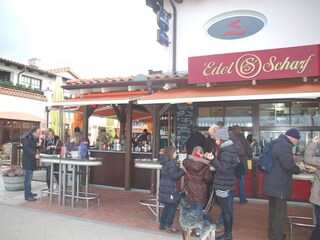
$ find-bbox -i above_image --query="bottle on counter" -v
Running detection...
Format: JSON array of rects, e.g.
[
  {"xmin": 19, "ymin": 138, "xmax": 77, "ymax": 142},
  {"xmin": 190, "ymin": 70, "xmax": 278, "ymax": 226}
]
[{"xmin": 61, "ymin": 145, "xmax": 67, "ymax": 158}]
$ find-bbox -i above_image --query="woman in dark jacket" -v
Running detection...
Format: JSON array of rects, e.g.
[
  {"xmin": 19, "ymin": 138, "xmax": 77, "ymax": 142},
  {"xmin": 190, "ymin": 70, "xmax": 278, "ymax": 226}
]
[
  {"xmin": 159, "ymin": 146, "xmax": 185, "ymax": 233},
  {"xmin": 210, "ymin": 128, "xmax": 238, "ymax": 240},
  {"xmin": 40, "ymin": 128, "xmax": 62, "ymax": 189}
]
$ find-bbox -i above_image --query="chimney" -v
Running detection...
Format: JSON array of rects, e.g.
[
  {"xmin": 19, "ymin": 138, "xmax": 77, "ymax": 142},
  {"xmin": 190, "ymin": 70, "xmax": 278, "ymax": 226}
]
[{"xmin": 28, "ymin": 58, "xmax": 41, "ymax": 68}]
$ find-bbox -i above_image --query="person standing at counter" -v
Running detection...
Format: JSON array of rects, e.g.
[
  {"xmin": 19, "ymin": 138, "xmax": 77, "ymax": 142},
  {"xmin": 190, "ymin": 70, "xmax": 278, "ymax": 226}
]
[
  {"xmin": 40, "ymin": 128, "xmax": 62, "ymax": 190},
  {"xmin": 186, "ymin": 126, "xmax": 206, "ymax": 155},
  {"xmin": 96, "ymin": 129, "xmax": 108, "ymax": 150},
  {"xmin": 67, "ymin": 132, "xmax": 82, "ymax": 152},
  {"xmin": 183, "ymin": 146, "xmax": 212, "ymax": 236},
  {"xmin": 183, "ymin": 146, "xmax": 212, "ymax": 211},
  {"xmin": 209, "ymin": 127, "xmax": 238, "ymax": 240},
  {"xmin": 136, "ymin": 129, "xmax": 149, "ymax": 145},
  {"xmin": 304, "ymin": 136, "xmax": 320, "ymax": 240},
  {"xmin": 232, "ymin": 125, "xmax": 253, "ymax": 205},
  {"xmin": 262, "ymin": 128, "xmax": 305, "ymax": 240},
  {"xmin": 21, "ymin": 127, "xmax": 41, "ymax": 201},
  {"xmin": 204, "ymin": 124, "xmax": 220, "ymax": 154},
  {"xmin": 159, "ymin": 146, "xmax": 185, "ymax": 233}
]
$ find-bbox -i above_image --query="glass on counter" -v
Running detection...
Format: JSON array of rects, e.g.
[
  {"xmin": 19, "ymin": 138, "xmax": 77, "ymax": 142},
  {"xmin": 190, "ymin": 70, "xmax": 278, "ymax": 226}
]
[{"xmin": 134, "ymin": 158, "xmax": 155, "ymax": 163}]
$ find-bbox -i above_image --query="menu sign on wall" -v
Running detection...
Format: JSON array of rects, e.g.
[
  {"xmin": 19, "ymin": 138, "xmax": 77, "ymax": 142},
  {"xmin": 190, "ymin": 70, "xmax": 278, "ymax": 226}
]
[{"xmin": 176, "ymin": 104, "xmax": 194, "ymax": 150}]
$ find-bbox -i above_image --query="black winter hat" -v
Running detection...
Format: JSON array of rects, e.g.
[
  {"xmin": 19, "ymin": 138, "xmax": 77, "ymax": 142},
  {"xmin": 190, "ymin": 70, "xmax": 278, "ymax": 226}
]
[{"xmin": 285, "ymin": 128, "xmax": 301, "ymax": 140}]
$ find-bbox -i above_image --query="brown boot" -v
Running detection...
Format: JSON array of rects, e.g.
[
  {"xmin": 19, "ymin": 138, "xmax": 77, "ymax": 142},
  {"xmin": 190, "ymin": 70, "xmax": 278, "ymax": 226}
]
[{"xmin": 215, "ymin": 225, "xmax": 225, "ymax": 233}]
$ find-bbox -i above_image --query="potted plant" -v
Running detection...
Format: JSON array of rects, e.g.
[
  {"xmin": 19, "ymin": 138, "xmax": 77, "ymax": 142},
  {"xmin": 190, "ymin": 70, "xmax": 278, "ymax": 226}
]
[{"xmin": 2, "ymin": 164, "xmax": 25, "ymax": 191}]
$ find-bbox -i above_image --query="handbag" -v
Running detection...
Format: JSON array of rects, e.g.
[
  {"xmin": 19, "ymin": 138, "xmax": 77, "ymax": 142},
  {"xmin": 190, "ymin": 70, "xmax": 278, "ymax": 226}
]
[{"xmin": 235, "ymin": 157, "xmax": 246, "ymax": 178}]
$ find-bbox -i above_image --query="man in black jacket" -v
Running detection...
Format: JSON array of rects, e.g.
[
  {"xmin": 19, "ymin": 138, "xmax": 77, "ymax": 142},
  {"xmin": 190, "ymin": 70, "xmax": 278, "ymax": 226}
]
[
  {"xmin": 186, "ymin": 126, "xmax": 206, "ymax": 155},
  {"xmin": 22, "ymin": 127, "xmax": 41, "ymax": 201},
  {"xmin": 232, "ymin": 125, "xmax": 253, "ymax": 204},
  {"xmin": 262, "ymin": 128, "xmax": 305, "ymax": 240}
]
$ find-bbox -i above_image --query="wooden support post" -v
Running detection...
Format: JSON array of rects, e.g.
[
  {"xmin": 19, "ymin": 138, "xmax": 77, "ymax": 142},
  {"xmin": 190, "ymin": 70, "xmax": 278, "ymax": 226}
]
[{"xmin": 124, "ymin": 102, "xmax": 133, "ymax": 190}]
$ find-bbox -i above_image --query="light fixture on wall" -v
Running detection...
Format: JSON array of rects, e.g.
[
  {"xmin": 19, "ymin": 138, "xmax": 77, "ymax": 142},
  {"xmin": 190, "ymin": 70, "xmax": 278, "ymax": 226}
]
[{"xmin": 162, "ymin": 83, "xmax": 176, "ymax": 90}]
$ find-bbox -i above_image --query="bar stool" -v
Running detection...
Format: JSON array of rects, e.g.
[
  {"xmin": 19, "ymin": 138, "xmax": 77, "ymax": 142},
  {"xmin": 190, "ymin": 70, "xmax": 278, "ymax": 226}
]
[{"xmin": 285, "ymin": 216, "xmax": 315, "ymax": 240}]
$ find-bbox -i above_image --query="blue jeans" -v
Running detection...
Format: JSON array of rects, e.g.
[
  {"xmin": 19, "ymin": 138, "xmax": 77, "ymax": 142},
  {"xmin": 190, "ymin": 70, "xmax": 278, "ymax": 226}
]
[
  {"xmin": 219, "ymin": 191, "xmax": 234, "ymax": 225},
  {"xmin": 24, "ymin": 170, "xmax": 33, "ymax": 199},
  {"xmin": 238, "ymin": 175, "xmax": 248, "ymax": 204},
  {"xmin": 311, "ymin": 204, "xmax": 320, "ymax": 240},
  {"xmin": 190, "ymin": 204, "xmax": 203, "ymax": 212},
  {"xmin": 160, "ymin": 202, "xmax": 178, "ymax": 227}
]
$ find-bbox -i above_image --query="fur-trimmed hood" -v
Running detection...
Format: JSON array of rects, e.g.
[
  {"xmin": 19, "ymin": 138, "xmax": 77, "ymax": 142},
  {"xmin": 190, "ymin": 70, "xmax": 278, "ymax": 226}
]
[{"xmin": 187, "ymin": 154, "xmax": 210, "ymax": 165}]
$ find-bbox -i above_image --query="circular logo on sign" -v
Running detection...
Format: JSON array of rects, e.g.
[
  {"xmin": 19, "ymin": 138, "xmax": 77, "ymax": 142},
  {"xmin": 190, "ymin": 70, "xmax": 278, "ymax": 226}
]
[
  {"xmin": 204, "ymin": 10, "xmax": 267, "ymax": 40},
  {"xmin": 235, "ymin": 54, "xmax": 262, "ymax": 78}
]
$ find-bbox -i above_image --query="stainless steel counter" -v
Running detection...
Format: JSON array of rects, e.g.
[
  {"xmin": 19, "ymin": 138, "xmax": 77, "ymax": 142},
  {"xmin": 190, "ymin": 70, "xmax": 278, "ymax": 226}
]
[
  {"xmin": 40, "ymin": 155, "xmax": 102, "ymax": 209},
  {"xmin": 292, "ymin": 172, "xmax": 315, "ymax": 182}
]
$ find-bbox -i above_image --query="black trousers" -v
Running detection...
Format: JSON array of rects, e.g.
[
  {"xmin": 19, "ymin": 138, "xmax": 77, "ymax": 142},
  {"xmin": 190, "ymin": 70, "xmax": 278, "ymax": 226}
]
[
  {"xmin": 46, "ymin": 164, "xmax": 60, "ymax": 189},
  {"xmin": 268, "ymin": 196, "xmax": 287, "ymax": 240}
]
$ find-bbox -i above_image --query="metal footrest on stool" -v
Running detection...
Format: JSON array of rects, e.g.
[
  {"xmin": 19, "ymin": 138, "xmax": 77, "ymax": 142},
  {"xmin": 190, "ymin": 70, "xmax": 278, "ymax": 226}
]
[
  {"xmin": 139, "ymin": 198, "xmax": 163, "ymax": 217},
  {"xmin": 285, "ymin": 216, "xmax": 315, "ymax": 240},
  {"xmin": 64, "ymin": 189, "xmax": 101, "ymax": 209},
  {"xmin": 40, "ymin": 188, "xmax": 60, "ymax": 201}
]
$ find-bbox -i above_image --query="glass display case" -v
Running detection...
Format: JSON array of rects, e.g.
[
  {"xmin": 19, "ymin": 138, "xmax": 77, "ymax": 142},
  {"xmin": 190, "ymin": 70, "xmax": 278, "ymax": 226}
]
[
  {"xmin": 197, "ymin": 106, "xmax": 223, "ymax": 127},
  {"xmin": 260, "ymin": 102, "xmax": 320, "ymax": 127},
  {"xmin": 197, "ymin": 106, "xmax": 252, "ymax": 127},
  {"xmin": 260, "ymin": 103, "xmax": 289, "ymax": 126},
  {"xmin": 291, "ymin": 102, "xmax": 320, "ymax": 126},
  {"xmin": 225, "ymin": 106, "xmax": 252, "ymax": 127},
  {"xmin": 259, "ymin": 130, "xmax": 320, "ymax": 160}
]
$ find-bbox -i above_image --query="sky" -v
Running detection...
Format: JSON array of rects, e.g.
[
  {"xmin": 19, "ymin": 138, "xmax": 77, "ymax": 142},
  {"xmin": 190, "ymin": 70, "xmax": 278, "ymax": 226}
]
[{"xmin": 0, "ymin": 0, "xmax": 166, "ymax": 78}]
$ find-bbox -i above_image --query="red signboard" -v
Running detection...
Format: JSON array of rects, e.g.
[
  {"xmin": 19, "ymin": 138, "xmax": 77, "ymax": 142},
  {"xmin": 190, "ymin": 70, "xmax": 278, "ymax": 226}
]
[{"xmin": 188, "ymin": 45, "xmax": 320, "ymax": 84}]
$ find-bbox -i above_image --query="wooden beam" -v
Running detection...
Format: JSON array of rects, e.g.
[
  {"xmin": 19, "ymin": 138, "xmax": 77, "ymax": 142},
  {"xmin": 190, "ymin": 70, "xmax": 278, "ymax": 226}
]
[
  {"xmin": 158, "ymin": 103, "xmax": 171, "ymax": 119},
  {"xmin": 112, "ymin": 104, "xmax": 125, "ymax": 122},
  {"xmin": 124, "ymin": 102, "xmax": 133, "ymax": 190},
  {"xmin": 150, "ymin": 104, "xmax": 160, "ymax": 194},
  {"xmin": 144, "ymin": 104, "xmax": 153, "ymax": 115},
  {"xmin": 87, "ymin": 105, "xmax": 97, "ymax": 117},
  {"xmin": 82, "ymin": 106, "xmax": 89, "ymax": 139}
]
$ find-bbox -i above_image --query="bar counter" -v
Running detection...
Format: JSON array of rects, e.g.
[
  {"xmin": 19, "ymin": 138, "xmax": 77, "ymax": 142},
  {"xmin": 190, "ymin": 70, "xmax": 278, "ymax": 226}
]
[
  {"xmin": 40, "ymin": 155, "xmax": 102, "ymax": 209},
  {"xmin": 89, "ymin": 149, "xmax": 153, "ymax": 190}
]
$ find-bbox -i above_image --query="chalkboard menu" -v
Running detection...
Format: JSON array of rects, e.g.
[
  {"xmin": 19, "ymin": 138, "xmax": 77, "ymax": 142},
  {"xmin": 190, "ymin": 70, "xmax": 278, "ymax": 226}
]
[{"xmin": 176, "ymin": 104, "xmax": 194, "ymax": 151}]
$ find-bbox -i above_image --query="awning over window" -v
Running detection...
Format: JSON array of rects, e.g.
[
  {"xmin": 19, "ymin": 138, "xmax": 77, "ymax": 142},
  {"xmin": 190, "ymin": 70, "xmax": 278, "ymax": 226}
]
[
  {"xmin": 48, "ymin": 91, "xmax": 148, "ymax": 107},
  {"xmin": 0, "ymin": 112, "xmax": 44, "ymax": 122},
  {"xmin": 137, "ymin": 82, "xmax": 320, "ymax": 104},
  {"xmin": 48, "ymin": 91, "xmax": 152, "ymax": 121}
]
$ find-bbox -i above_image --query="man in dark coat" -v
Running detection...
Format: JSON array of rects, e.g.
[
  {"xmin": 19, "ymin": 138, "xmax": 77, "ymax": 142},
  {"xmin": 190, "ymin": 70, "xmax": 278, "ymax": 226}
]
[
  {"xmin": 22, "ymin": 126, "xmax": 41, "ymax": 201},
  {"xmin": 262, "ymin": 128, "xmax": 304, "ymax": 240},
  {"xmin": 186, "ymin": 126, "xmax": 206, "ymax": 155},
  {"xmin": 232, "ymin": 125, "xmax": 253, "ymax": 204}
]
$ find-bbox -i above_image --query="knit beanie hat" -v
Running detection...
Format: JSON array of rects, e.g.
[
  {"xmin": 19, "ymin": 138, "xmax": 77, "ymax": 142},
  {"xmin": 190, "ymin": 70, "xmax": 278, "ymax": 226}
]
[
  {"xmin": 215, "ymin": 127, "xmax": 230, "ymax": 141},
  {"xmin": 285, "ymin": 128, "xmax": 301, "ymax": 140}
]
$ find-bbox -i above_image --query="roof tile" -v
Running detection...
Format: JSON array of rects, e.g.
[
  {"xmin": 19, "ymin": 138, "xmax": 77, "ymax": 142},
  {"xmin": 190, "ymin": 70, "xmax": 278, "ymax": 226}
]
[
  {"xmin": 0, "ymin": 87, "xmax": 47, "ymax": 102},
  {"xmin": 65, "ymin": 73, "xmax": 188, "ymax": 86}
]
